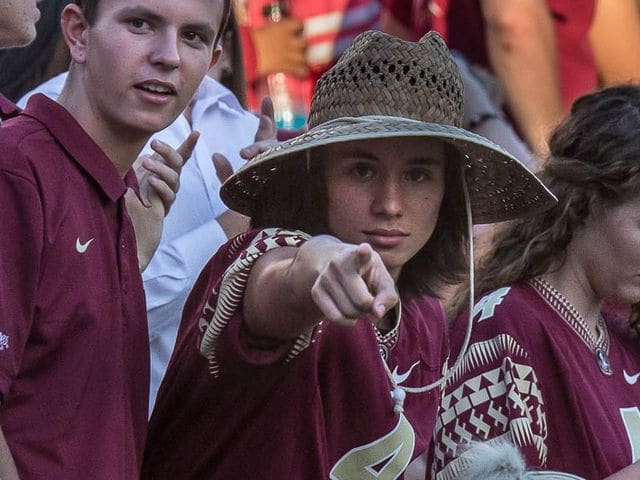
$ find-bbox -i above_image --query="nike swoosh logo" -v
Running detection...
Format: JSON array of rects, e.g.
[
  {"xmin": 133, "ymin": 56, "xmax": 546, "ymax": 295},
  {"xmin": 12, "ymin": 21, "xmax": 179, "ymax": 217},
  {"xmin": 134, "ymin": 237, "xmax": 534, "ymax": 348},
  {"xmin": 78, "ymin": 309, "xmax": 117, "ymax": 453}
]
[
  {"xmin": 391, "ymin": 360, "xmax": 420, "ymax": 386},
  {"xmin": 75, "ymin": 237, "xmax": 94, "ymax": 254},
  {"xmin": 624, "ymin": 370, "xmax": 640, "ymax": 385}
]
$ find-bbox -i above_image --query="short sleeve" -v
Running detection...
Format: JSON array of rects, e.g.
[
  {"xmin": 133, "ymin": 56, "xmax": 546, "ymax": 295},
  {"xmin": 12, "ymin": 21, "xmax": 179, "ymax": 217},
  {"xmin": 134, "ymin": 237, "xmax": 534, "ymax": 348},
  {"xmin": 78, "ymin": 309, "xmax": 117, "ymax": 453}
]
[
  {"xmin": 0, "ymin": 168, "xmax": 43, "ymax": 398},
  {"xmin": 197, "ymin": 228, "xmax": 311, "ymax": 378}
]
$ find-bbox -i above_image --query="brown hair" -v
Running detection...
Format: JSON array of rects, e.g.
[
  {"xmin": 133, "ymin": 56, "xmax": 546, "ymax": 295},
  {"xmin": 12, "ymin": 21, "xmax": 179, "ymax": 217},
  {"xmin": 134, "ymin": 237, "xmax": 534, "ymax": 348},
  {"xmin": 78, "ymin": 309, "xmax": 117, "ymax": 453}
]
[
  {"xmin": 250, "ymin": 141, "xmax": 469, "ymax": 300},
  {"xmin": 460, "ymin": 85, "xmax": 640, "ymax": 313},
  {"xmin": 75, "ymin": 0, "xmax": 231, "ymax": 46}
]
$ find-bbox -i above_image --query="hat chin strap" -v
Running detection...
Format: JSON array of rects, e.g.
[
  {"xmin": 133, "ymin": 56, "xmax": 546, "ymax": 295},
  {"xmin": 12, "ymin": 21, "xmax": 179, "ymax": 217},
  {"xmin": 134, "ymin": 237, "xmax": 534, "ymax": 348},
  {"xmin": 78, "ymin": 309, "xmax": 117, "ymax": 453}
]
[{"xmin": 382, "ymin": 167, "xmax": 476, "ymax": 413}]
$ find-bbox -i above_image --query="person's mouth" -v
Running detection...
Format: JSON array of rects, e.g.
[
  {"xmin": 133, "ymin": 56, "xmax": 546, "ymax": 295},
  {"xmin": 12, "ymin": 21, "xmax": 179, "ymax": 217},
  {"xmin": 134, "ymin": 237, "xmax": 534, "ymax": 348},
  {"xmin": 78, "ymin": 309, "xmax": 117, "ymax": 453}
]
[
  {"xmin": 362, "ymin": 229, "xmax": 409, "ymax": 248},
  {"xmin": 134, "ymin": 80, "xmax": 177, "ymax": 103}
]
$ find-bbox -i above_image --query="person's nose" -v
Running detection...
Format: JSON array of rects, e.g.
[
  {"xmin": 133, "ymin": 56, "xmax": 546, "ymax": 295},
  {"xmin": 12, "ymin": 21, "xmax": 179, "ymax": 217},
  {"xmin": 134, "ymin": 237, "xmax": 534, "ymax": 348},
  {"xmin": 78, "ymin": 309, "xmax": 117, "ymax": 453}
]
[
  {"xmin": 372, "ymin": 177, "xmax": 403, "ymax": 217},
  {"xmin": 149, "ymin": 30, "xmax": 181, "ymax": 70}
]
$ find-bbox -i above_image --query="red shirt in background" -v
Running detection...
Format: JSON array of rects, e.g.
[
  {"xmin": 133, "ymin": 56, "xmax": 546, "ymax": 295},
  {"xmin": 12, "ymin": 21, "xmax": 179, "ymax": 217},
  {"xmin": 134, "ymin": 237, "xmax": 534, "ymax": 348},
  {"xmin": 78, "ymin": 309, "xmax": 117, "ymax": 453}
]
[
  {"xmin": 236, "ymin": 0, "xmax": 383, "ymax": 112},
  {"xmin": 445, "ymin": 0, "xmax": 598, "ymax": 109}
]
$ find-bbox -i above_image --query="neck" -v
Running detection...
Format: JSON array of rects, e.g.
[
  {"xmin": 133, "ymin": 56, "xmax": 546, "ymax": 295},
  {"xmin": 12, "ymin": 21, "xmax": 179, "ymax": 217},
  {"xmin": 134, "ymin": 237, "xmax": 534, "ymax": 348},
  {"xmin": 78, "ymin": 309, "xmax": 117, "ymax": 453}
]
[
  {"xmin": 541, "ymin": 258, "xmax": 602, "ymax": 336},
  {"xmin": 58, "ymin": 85, "xmax": 148, "ymax": 178}
]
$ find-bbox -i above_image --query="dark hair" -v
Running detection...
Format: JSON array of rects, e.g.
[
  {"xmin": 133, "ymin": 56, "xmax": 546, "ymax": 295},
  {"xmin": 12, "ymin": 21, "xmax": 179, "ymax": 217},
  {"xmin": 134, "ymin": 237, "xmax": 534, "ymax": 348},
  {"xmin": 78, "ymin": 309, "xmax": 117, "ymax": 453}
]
[
  {"xmin": 468, "ymin": 85, "xmax": 640, "ymax": 306},
  {"xmin": 216, "ymin": 9, "xmax": 248, "ymax": 108},
  {"xmin": 250, "ymin": 141, "xmax": 469, "ymax": 299},
  {"xmin": 75, "ymin": 0, "xmax": 231, "ymax": 46}
]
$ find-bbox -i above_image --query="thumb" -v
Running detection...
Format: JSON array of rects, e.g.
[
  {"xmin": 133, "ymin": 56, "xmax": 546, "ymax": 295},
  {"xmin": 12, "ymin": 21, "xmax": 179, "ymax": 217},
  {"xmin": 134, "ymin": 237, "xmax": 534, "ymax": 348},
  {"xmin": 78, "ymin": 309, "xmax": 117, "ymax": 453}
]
[{"xmin": 372, "ymin": 280, "xmax": 398, "ymax": 319}]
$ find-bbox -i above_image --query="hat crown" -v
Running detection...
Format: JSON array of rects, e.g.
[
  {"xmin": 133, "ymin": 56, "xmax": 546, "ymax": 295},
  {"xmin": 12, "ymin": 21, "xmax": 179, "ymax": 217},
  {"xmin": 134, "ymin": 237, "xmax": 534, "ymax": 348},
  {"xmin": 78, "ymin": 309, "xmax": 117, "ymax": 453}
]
[{"xmin": 309, "ymin": 30, "xmax": 464, "ymax": 128}]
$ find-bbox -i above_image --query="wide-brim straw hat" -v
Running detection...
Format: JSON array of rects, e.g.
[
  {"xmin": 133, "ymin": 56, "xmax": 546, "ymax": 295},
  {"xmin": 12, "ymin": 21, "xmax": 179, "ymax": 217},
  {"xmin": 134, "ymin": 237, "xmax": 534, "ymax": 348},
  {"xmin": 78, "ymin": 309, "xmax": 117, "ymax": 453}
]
[{"xmin": 221, "ymin": 30, "xmax": 555, "ymax": 224}]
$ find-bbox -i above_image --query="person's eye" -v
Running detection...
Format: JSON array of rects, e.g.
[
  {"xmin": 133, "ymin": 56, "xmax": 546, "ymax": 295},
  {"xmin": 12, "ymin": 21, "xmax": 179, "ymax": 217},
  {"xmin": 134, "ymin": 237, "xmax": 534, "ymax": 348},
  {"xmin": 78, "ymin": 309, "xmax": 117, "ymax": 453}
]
[
  {"xmin": 183, "ymin": 30, "xmax": 211, "ymax": 46},
  {"xmin": 350, "ymin": 163, "xmax": 375, "ymax": 180},
  {"xmin": 183, "ymin": 31, "xmax": 203, "ymax": 43},
  {"xmin": 405, "ymin": 168, "xmax": 430, "ymax": 183},
  {"xmin": 127, "ymin": 18, "xmax": 150, "ymax": 31}
]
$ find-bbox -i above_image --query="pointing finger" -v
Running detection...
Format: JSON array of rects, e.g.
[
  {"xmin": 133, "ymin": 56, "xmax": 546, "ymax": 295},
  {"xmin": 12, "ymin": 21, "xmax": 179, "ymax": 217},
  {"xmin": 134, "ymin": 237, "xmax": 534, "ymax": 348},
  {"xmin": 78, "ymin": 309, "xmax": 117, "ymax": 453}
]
[
  {"xmin": 212, "ymin": 153, "xmax": 234, "ymax": 184},
  {"xmin": 355, "ymin": 243, "xmax": 374, "ymax": 275},
  {"xmin": 176, "ymin": 131, "xmax": 199, "ymax": 161}
]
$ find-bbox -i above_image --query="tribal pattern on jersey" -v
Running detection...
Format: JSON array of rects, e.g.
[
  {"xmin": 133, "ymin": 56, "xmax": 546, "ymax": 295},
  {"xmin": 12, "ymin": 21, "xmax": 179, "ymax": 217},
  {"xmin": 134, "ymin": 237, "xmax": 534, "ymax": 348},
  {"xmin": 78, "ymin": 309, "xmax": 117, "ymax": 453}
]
[
  {"xmin": 199, "ymin": 228, "xmax": 310, "ymax": 377},
  {"xmin": 433, "ymin": 288, "xmax": 548, "ymax": 480}
]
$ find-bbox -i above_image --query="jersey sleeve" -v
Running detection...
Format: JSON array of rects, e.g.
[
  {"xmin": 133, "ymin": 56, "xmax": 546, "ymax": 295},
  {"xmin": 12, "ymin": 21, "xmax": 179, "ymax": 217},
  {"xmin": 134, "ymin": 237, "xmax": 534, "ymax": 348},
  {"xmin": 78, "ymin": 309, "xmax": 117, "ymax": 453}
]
[
  {"xmin": 196, "ymin": 228, "xmax": 311, "ymax": 378},
  {"xmin": 432, "ymin": 287, "xmax": 549, "ymax": 480},
  {"xmin": 0, "ymin": 167, "xmax": 43, "ymax": 399}
]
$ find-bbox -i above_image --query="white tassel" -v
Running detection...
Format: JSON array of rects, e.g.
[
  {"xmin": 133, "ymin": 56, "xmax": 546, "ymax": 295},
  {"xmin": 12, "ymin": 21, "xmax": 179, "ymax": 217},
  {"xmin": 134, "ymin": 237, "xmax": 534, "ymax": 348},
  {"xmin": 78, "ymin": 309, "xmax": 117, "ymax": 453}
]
[
  {"xmin": 452, "ymin": 440, "xmax": 583, "ymax": 480},
  {"xmin": 454, "ymin": 440, "xmax": 527, "ymax": 480}
]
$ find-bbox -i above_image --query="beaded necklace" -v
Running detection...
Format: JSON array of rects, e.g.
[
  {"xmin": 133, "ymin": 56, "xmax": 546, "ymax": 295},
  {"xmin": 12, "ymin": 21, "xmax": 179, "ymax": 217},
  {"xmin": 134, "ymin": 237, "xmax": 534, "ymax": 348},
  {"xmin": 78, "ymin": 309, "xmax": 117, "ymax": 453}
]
[{"xmin": 530, "ymin": 277, "xmax": 612, "ymax": 376}]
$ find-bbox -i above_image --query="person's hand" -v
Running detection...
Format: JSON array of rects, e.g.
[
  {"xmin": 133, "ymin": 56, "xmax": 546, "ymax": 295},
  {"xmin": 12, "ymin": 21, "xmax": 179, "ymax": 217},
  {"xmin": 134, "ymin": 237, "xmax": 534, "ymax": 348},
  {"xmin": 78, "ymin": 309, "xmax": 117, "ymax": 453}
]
[
  {"xmin": 135, "ymin": 132, "xmax": 199, "ymax": 212},
  {"xmin": 240, "ymin": 96, "xmax": 278, "ymax": 159},
  {"xmin": 295, "ymin": 238, "xmax": 399, "ymax": 328},
  {"xmin": 126, "ymin": 132, "xmax": 199, "ymax": 271},
  {"xmin": 212, "ymin": 97, "xmax": 277, "ymax": 238},
  {"xmin": 252, "ymin": 18, "xmax": 308, "ymax": 77}
]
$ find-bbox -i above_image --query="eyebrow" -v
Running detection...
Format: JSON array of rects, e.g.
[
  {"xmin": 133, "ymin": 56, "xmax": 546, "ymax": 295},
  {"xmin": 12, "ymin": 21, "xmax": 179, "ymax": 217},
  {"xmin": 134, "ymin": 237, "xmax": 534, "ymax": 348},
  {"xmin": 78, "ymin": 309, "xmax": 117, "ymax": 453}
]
[
  {"xmin": 346, "ymin": 148, "xmax": 443, "ymax": 166},
  {"xmin": 116, "ymin": 6, "xmax": 217, "ymax": 39}
]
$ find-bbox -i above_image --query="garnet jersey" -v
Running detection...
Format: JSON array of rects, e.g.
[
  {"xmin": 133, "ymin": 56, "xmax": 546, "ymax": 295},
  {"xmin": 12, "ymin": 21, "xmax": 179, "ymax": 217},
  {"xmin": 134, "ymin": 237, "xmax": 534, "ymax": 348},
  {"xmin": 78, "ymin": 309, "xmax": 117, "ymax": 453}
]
[
  {"xmin": 432, "ymin": 282, "xmax": 640, "ymax": 479},
  {"xmin": 143, "ymin": 228, "xmax": 448, "ymax": 479}
]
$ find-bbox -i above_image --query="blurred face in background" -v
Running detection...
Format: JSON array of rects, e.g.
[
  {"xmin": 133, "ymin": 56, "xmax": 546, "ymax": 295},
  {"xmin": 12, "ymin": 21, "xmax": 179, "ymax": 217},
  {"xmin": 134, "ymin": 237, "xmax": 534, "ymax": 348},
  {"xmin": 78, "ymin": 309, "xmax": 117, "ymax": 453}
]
[{"xmin": 0, "ymin": 0, "xmax": 41, "ymax": 48}]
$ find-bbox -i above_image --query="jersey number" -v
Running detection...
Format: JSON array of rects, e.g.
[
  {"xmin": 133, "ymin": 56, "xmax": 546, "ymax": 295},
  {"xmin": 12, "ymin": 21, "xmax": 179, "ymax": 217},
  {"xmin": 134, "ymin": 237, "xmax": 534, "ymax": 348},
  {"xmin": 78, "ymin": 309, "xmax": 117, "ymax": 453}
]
[
  {"xmin": 330, "ymin": 414, "xmax": 415, "ymax": 480},
  {"xmin": 620, "ymin": 407, "xmax": 640, "ymax": 462}
]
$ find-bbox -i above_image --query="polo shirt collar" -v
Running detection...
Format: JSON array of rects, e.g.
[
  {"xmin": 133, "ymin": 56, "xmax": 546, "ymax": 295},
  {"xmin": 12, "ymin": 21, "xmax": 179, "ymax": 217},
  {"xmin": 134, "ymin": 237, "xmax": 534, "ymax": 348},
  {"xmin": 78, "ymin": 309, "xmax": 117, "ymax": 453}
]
[
  {"xmin": 22, "ymin": 94, "xmax": 128, "ymax": 202},
  {"xmin": 0, "ymin": 94, "xmax": 21, "ymax": 120}
]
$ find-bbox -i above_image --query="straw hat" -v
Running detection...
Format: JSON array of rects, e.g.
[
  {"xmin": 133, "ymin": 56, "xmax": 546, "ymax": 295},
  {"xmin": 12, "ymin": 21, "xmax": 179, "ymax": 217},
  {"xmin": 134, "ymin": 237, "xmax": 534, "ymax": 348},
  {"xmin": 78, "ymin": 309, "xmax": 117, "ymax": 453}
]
[{"xmin": 221, "ymin": 30, "xmax": 555, "ymax": 224}]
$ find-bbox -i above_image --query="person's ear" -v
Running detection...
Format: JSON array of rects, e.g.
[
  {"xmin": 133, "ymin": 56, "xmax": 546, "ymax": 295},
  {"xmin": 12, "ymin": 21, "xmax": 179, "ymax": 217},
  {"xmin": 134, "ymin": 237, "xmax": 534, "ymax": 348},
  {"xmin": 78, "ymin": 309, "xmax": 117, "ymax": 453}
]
[
  {"xmin": 209, "ymin": 45, "xmax": 223, "ymax": 68},
  {"xmin": 60, "ymin": 4, "xmax": 90, "ymax": 64}
]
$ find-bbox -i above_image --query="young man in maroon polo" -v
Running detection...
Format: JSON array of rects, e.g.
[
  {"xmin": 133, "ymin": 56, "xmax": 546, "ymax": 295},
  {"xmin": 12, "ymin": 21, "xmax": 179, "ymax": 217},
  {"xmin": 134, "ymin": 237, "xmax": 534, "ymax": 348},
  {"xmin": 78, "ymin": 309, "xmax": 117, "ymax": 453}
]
[{"xmin": 0, "ymin": 0, "xmax": 229, "ymax": 478}]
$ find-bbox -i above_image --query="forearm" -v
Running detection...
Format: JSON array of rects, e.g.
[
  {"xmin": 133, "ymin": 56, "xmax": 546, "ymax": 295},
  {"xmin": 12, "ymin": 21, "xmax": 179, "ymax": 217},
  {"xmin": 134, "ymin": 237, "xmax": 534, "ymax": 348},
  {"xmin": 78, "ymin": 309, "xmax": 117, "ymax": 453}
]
[
  {"xmin": 481, "ymin": 0, "xmax": 564, "ymax": 155},
  {"xmin": 0, "ymin": 426, "xmax": 20, "ymax": 480},
  {"xmin": 589, "ymin": 0, "xmax": 640, "ymax": 85},
  {"xmin": 243, "ymin": 238, "xmax": 335, "ymax": 340}
]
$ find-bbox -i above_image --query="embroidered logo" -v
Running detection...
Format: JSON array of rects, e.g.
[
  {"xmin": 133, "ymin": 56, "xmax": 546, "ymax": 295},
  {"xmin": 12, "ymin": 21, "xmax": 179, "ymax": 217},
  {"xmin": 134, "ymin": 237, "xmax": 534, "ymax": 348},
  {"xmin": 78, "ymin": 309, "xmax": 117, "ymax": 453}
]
[
  {"xmin": 391, "ymin": 360, "xmax": 420, "ymax": 386},
  {"xmin": 624, "ymin": 370, "xmax": 640, "ymax": 385},
  {"xmin": 472, "ymin": 287, "xmax": 511, "ymax": 322},
  {"xmin": 75, "ymin": 237, "xmax": 94, "ymax": 254},
  {"xmin": 0, "ymin": 332, "xmax": 9, "ymax": 351}
]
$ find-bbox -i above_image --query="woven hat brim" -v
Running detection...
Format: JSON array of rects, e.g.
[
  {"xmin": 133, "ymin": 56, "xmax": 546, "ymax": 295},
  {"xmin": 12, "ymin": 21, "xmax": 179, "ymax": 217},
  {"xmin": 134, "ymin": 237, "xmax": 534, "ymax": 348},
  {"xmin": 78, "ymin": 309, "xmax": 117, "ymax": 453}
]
[{"xmin": 221, "ymin": 117, "xmax": 556, "ymax": 224}]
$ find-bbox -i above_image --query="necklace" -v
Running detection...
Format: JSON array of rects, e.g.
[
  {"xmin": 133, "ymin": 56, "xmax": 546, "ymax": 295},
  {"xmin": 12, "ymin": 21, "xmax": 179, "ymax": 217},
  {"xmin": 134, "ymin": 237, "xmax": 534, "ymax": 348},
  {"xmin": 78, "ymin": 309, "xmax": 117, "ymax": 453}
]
[{"xmin": 531, "ymin": 277, "xmax": 612, "ymax": 376}]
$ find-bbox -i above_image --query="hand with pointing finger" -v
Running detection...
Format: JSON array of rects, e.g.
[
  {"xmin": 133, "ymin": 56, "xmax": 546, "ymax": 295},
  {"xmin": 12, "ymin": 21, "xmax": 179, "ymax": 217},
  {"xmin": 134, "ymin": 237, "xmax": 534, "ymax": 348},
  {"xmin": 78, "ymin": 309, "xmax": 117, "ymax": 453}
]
[
  {"xmin": 126, "ymin": 131, "xmax": 199, "ymax": 271},
  {"xmin": 296, "ymin": 236, "xmax": 399, "ymax": 328}
]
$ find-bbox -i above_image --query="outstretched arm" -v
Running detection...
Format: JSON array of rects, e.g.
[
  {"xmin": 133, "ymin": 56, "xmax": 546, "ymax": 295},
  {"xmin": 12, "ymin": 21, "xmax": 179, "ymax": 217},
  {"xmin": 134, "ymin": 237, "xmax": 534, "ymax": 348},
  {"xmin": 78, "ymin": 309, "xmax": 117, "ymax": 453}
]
[
  {"xmin": 244, "ymin": 236, "xmax": 399, "ymax": 340},
  {"xmin": 481, "ymin": 0, "xmax": 564, "ymax": 156}
]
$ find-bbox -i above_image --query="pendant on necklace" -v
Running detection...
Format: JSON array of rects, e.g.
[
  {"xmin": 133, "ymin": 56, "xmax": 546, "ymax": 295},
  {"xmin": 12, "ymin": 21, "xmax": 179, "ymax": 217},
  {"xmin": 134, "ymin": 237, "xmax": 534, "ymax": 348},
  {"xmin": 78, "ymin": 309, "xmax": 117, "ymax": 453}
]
[
  {"xmin": 595, "ymin": 347, "xmax": 613, "ymax": 376},
  {"xmin": 378, "ymin": 343, "xmax": 389, "ymax": 361}
]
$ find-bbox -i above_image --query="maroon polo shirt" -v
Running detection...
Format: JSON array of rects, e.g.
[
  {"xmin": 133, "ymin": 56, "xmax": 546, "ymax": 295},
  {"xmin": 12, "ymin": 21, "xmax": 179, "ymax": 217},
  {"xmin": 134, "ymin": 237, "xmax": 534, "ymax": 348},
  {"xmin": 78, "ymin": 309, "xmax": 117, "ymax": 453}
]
[{"xmin": 0, "ymin": 94, "xmax": 149, "ymax": 479}]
